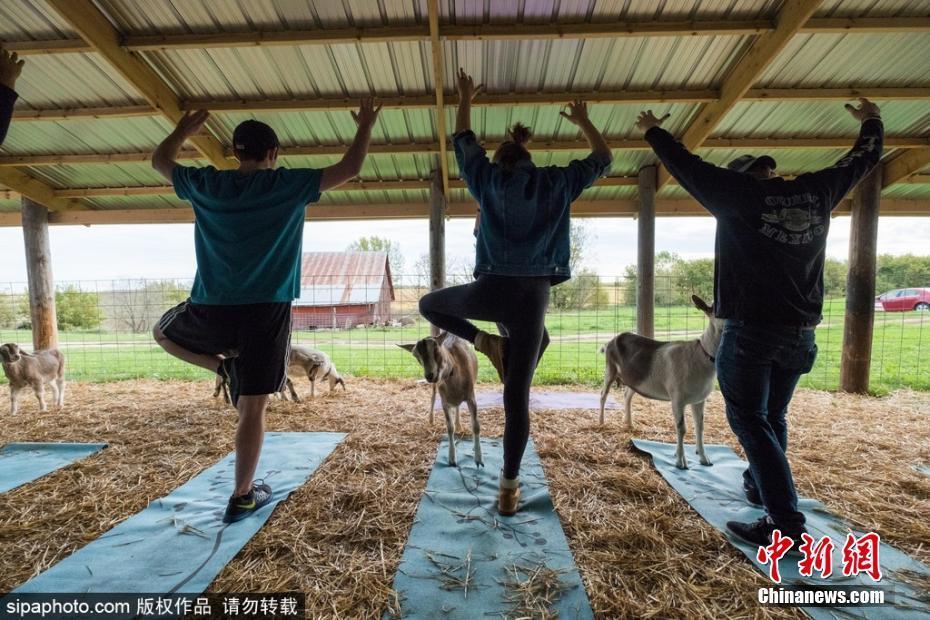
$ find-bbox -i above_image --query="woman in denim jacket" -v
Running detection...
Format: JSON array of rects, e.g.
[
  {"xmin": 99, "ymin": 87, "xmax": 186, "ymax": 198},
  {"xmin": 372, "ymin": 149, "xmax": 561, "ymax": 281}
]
[{"xmin": 419, "ymin": 68, "xmax": 612, "ymax": 515}]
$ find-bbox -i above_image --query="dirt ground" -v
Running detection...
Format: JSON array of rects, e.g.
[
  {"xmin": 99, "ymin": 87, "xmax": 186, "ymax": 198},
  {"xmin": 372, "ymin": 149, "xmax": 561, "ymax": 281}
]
[{"xmin": 1, "ymin": 379, "xmax": 928, "ymax": 619}]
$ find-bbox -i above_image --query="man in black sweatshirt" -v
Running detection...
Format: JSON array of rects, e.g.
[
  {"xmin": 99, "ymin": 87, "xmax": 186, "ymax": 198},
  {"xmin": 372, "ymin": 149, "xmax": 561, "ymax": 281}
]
[
  {"xmin": 638, "ymin": 99, "xmax": 883, "ymax": 549},
  {"xmin": 0, "ymin": 48, "xmax": 25, "ymax": 146}
]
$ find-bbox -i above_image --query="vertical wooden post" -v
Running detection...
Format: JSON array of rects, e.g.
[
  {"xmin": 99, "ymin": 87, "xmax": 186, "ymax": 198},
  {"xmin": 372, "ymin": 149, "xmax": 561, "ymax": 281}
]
[
  {"xmin": 429, "ymin": 170, "xmax": 446, "ymax": 336},
  {"xmin": 840, "ymin": 167, "xmax": 882, "ymax": 393},
  {"xmin": 21, "ymin": 198, "xmax": 59, "ymax": 350},
  {"xmin": 637, "ymin": 165, "xmax": 656, "ymax": 338}
]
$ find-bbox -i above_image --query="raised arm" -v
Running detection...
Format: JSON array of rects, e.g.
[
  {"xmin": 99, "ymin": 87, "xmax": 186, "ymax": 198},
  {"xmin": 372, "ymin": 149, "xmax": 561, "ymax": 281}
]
[
  {"xmin": 0, "ymin": 48, "xmax": 25, "ymax": 146},
  {"xmin": 637, "ymin": 110, "xmax": 747, "ymax": 214},
  {"xmin": 319, "ymin": 98, "xmax": 381, "ymax": 192},
  {"xmin": 455, "ymin": 68, "xmax": 483, "ymax": 135},
  {"xmin": 152, "ymin": 110, "xmax": 210, "ymax": 180},
  {"xmin": 798, "ymin": 98, "xmax": 883, "ymax": 208},
  {"xmin": 560, "ymin": 100, "xmax": 612, "ymax": 163}
]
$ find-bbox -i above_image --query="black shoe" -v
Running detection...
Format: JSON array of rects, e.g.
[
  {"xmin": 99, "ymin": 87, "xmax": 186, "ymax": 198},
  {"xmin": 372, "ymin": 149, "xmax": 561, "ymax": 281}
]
[
  {"xmin": 217, "ymin": 358, "xmax": 240, "ymax": 407},
  {"xmin": 223, "ymin": 481, "xmax": 273, "ymax": 523},
  {"xmin": 727, "ymin": 516, "xmax": 806, "ymax": 557},
  {"xmin": 743, "ymin": 483, "xmax": 764, "ymax": 507}
]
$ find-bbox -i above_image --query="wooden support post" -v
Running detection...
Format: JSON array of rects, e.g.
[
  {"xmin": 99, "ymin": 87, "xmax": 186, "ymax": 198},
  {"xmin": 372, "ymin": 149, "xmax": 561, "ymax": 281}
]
[
  {"xmin": 21, "ymin": 198, "xmax": 59, "ymax": 349},
  {"xmin": 429, "ymin": 171, "xmax": 446, "ymax": 336},
  {"xmin": 840, "ymin": 167, "xmax": 882, "ymax": 393},
  {"xmin": 637, "ymin": 166, "xmax": 656, "ymax": 338}
]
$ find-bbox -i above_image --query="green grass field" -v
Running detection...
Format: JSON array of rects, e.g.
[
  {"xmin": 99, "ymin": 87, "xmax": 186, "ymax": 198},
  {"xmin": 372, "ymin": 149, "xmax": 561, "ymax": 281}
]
[{"xmin": 0, "ymin": 299, "xmax": 926, "ymax": 394}]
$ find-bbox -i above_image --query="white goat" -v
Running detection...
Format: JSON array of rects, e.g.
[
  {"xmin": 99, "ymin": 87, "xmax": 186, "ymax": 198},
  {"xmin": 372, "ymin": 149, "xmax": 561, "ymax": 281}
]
[
  {"xmin": 0, "ymin": 343, "xmax": 66, "ymax": 415},
  {"xmin": 399, "ymin": 332, "xmax": 481, "ymax": 467},
  {"xmin": 599, "ymin": 295, "xmax": 723, "ymax": 469}
]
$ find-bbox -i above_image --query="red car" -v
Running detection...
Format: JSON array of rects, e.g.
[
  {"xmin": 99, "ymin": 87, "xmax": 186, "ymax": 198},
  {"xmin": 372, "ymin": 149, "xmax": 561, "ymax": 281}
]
[{"xmin": 875, "ymin": 288, "xmax": 930, "ymax": 312}]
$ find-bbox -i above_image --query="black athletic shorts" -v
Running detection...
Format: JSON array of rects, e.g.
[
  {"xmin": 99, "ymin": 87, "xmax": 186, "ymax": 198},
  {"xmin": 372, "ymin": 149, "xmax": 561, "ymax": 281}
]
[{"xmin": 157, "ymin": 299, "xmax": 292, "ymax": 396}]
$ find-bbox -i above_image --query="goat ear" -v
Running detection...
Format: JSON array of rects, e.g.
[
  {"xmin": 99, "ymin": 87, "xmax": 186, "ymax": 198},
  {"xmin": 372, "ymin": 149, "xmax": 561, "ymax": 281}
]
[
  {"xmin": 691, "ymin": 295, "xmax": 712, "ymax": 315},
  {"xmin": 397, "ymin": 343, "xmax": 416, "ymax": 353}
]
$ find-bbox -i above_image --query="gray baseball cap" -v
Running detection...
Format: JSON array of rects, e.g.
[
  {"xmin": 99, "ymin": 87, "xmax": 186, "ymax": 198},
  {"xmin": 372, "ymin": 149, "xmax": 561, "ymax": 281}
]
[{"xmin": 727, "ymin": 154, "xmax": 777, "ymax": 173}]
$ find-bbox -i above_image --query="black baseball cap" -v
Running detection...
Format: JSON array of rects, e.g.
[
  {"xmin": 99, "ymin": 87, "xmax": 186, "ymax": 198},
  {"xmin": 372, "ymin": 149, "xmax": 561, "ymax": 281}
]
[
  {"xmin": 232, "ymin": 120, "xmax": 280, "ymax": 161},
  {"xmin": 727, "ymin": 154, "xmax": 777, "ymax": 174}
]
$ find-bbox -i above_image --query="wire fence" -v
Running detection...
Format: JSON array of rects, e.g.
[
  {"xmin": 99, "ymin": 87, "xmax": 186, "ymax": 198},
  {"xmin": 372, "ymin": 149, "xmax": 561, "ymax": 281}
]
[{"xmin": 0, "ymin": 275, "xmax": 926, "ymax": 393}]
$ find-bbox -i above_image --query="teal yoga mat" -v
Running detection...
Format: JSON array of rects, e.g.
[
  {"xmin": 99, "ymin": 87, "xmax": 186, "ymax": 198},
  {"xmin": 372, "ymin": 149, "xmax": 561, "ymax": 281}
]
[
  {"xmin": 0, "ymin": 442, "xmax": 107, "ymax": 493},
  {"xmin": 633, "ymin": 439, "xmax": 930, "ymax": 619},
  {"xmin": 13, "ymin": 432, "xmax": 345, "ymax": 596},
  {"xmin": 387, "ymin": 437, "xmax": 593, "ymax": 620}
]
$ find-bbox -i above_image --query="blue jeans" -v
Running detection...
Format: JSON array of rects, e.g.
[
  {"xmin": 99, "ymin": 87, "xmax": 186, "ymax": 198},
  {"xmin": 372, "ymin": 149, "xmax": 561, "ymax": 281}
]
[{"xmin": 715, "ymin": 320, "xmax": 818, "ymax": 530}]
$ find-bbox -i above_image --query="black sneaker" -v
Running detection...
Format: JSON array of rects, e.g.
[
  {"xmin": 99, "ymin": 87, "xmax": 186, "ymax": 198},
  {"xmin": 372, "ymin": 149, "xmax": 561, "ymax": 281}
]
[
  {"xmin": 727, "ymin": 516, "xmax": 806, "ymax": 557},
  {"xmin": 217, "ymin": 358, "xmax": 240, "ymax": 407},
  {"xmin": 223, "ymin": 481, "xmax": 273, "ymax": 523},
  {"xmin": 743, "ymin": 483, "xmax": 764, "ymax": 507}
]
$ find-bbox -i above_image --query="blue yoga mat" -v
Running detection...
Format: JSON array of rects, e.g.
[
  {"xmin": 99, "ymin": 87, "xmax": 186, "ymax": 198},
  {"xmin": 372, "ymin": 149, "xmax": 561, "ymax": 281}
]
[
  {"xmin": 388, "ymin": 437, "xmax": 593, "ymax": 620},
  {"xmin": 917, "ymin": 464, "xmax": 930, "ymax": 477},
  {"xmin": 633, "ymin": 439, "xmax": 930, "ymax": 619},
  {"xmin": 0, "ymin": 442, "xmax": 107, "ymax": 493},
  {"xmin": 14, "ymin": 432, "xmax": 345, "ymax": 595}
]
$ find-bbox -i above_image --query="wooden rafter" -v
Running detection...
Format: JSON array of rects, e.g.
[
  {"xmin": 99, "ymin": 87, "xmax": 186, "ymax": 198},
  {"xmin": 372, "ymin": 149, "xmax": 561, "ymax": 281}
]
[
  {"xmin": 5, "ymin": 17, "xmax": 929, "ymax": 55},
  {"xmin": 0, "ymin": 197, "xmax": 927, "ymax": 228},
  {"xmin": 9, "ymin": 86, "xmax": 929, "ymax": 124},
  {"xmin": 427, "ymin": 0, "xmax": 450, "ymax": 196},
  {"xmin": 0, "ymin": 169, "xmax": 80, "ymax": 211},
  {"xmin": 882, "ymin": 148, "xmax": 930, "ymax": 188},
  {"xmin": 1, "ymin": 137, "xmax": 928, "ymax": 168},
  {"xmin": 657, "ymin": 0, "xmax": 825, "ymax": 187},
  {"xmin": 45, "ymin": 0, "xmax": 233, "ymax": 170}
]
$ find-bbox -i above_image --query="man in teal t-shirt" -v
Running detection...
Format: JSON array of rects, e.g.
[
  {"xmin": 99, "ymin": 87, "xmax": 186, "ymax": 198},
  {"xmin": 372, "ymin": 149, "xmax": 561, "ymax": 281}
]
[{"xmin": 151, "ymin": 100, "xmax": 380, "ymax": 523}]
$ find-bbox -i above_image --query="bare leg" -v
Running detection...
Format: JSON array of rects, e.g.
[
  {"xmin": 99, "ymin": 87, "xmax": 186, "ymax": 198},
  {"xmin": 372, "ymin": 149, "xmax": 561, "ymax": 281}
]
[
  {"xmin": 154, "ymin": 326, "xmax": 222, "ymax": 373},
  {"xmin": 234, "ymin": 394, "xmax": 269, "ymax": 497}
]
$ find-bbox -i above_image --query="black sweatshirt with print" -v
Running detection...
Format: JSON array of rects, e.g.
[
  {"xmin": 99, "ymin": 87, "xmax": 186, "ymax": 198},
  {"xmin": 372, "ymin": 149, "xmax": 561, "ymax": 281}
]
[
  {"xmin": 0, "ymin": 85, "xmax": 16, "ymax": 146},
  {"xmin": 645, "ymin": 118, "xmax": 883, "ymax": 326}
]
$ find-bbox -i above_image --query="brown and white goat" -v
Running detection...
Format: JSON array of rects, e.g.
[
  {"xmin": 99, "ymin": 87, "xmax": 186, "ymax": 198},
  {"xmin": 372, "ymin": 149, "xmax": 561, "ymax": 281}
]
[
  {"xmin": 399, "ymin": 332, "xmax": 481, "ymax": 467},
  {"xmin": 0, "ymin": 343, "xmax": 65, "ymax": 415},
  {"xmin": 599, "ymin": 295, "xmax": 723, "ymax": 469},
  {"xmin": 280, "ymin": 345, "xmax": 345, "ymax": 402}
]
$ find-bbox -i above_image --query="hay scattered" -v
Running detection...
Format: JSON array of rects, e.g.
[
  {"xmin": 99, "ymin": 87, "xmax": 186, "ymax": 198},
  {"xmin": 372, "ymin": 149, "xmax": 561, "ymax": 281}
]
[
  {"xmin": 1, "ymin": 378, "xmax": 928, "ymax": 619},
  {"xmin": 499, "ymin": 560, "xmax": 572, "ymax": 619}
]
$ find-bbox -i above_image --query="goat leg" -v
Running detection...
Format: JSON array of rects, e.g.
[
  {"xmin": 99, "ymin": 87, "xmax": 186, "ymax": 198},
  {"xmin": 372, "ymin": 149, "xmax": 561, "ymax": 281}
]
[
  {"xmin": 599, "ymin": 363, "xmax": 617, "ymax": 426},
  {"xmin": 9, "ymin": 386, "xmax": 20, "ymax": 416},
  {"xmin": 691, "ymin": 401, "xmax": 712, "ymax": 466},
  {"xmin": 623, "ymin": 387, "xmax": 634, "ymax": 430},
  {"xmin": 34, "ymin": 383, "xmax": 47, "ymax": 412},
  {"xmin": 286, "ymin": 378, "xmax": 301, "ymax": 402},
  {"xmin": 443, "ymin": 404, "xmax": 456, "ymax": 466},
  {"xmin": 467, "ymin": 397, "xmax": 482, "ymax": 467},
  {"xmin": 672, "ymin": 400, "xmax": 688, "ymax": 469}
]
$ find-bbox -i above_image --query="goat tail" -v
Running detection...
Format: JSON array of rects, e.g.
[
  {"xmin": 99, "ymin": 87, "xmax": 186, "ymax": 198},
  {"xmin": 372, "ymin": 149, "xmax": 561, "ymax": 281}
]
[{"xmin": 599, "ymin": 345, "xmax": 606, "ymax": 354}]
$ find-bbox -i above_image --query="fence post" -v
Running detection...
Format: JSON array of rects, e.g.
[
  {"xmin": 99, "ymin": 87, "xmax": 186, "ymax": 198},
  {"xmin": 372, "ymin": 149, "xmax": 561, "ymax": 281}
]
[
  {"xmin": 840, "ymin": 166, "xmax": 882, "ymax": 393},
  {"xmin": 429, "ymin": 169, "xmax": 446, "ymax": 336},
  {"xmin": 637, "ymin": 165, "xmax": 656, "ymax": 338},
  {"xmin": 21, "ymin": 197, "xmax": 59, "ymax": 349}
]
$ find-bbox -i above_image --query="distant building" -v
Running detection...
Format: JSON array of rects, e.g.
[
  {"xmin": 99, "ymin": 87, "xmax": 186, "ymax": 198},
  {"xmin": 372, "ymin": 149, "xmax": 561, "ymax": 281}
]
[{"xmin": 291, "ymin": 251, "xmax": 395, "ymax": 329}]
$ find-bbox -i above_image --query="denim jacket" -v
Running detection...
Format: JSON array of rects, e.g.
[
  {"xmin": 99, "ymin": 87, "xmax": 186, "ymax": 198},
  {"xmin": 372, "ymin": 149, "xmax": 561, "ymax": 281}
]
[{"xmin": 454, "ymin": 130, "xmax": 611, "ymax": 285}]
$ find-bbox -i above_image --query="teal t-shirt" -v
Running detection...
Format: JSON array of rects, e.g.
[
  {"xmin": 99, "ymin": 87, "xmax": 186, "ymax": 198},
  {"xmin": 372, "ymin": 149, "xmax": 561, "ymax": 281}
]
[{"xmin": 172, "ymin": 165, "xmax": 323, "ymax": 305}]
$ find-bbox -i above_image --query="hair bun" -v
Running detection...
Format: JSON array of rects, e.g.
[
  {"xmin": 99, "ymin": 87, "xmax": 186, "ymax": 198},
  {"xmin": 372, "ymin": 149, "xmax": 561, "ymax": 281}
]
[{"xmin": 508, "ymin": 123, "xmax": 532, "ymax": 145}]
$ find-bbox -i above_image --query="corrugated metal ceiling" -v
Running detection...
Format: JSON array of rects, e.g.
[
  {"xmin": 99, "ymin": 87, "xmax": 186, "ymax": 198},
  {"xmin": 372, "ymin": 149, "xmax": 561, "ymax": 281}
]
[{"xmin": 0, "ymin": 0, "xmax": 927, "ymax": 213}]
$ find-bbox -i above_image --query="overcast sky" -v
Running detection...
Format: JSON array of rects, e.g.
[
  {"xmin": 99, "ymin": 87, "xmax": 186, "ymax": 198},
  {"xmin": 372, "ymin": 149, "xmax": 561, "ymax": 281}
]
[{"xmin": 0, "ymin": 216, "xmax": 928, "ymax": 286}]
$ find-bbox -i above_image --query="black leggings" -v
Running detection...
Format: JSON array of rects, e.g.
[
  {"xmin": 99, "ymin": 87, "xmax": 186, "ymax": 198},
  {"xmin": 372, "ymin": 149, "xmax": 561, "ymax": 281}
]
[{"xmin": 418, "ymin": 274, "xmax": 550, "ymax": 478}]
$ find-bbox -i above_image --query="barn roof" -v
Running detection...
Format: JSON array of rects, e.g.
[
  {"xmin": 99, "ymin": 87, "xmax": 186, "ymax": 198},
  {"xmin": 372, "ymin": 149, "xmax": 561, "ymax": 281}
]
[
  {"xmin": 0, "ymin": 0, "xmax": 929, "ymax": 224},
  {"xmin": 295, "ymin": 251, "xmax": 395, "ymax": 307}
]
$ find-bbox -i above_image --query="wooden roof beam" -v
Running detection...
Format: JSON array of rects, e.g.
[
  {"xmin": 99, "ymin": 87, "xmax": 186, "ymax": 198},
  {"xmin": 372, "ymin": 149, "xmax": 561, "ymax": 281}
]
[
  {"xmin": 45, "ymin": 0, "xmax": 233, "ymax": 170},
  {"xmin": 882, "ymin": 148, "xmax": 930, "ymax": 188},
  {"xmin": 0, "ymin": 197, "xmax": 928, "ymax": 227},
  {"xmin": 3, "ymin": 136, "xmax": 928, "ymax": 167},
  {"xmin": 657, "ymin": 0, "xmax": 825, "ymax": 187},
  {"xmin": 11, "ymin": 86, "xmax": 928, "ymax": 123},
  {"xmin": 6, "ymin": 16, "xmax": 929, "ymax": 55},
  {"xmin": 427, "ymin": 0, "xmax": 450, "ymax": 196},
  {"xmin": 0, "ymin": 168, "xmax": 80, "ymax": 211}
]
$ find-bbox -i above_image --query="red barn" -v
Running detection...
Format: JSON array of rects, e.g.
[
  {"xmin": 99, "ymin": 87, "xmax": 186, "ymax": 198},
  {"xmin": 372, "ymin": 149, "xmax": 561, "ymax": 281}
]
[{"xmin": 291, "ymin": 252, "xmax": 395, "ymax": 330}]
